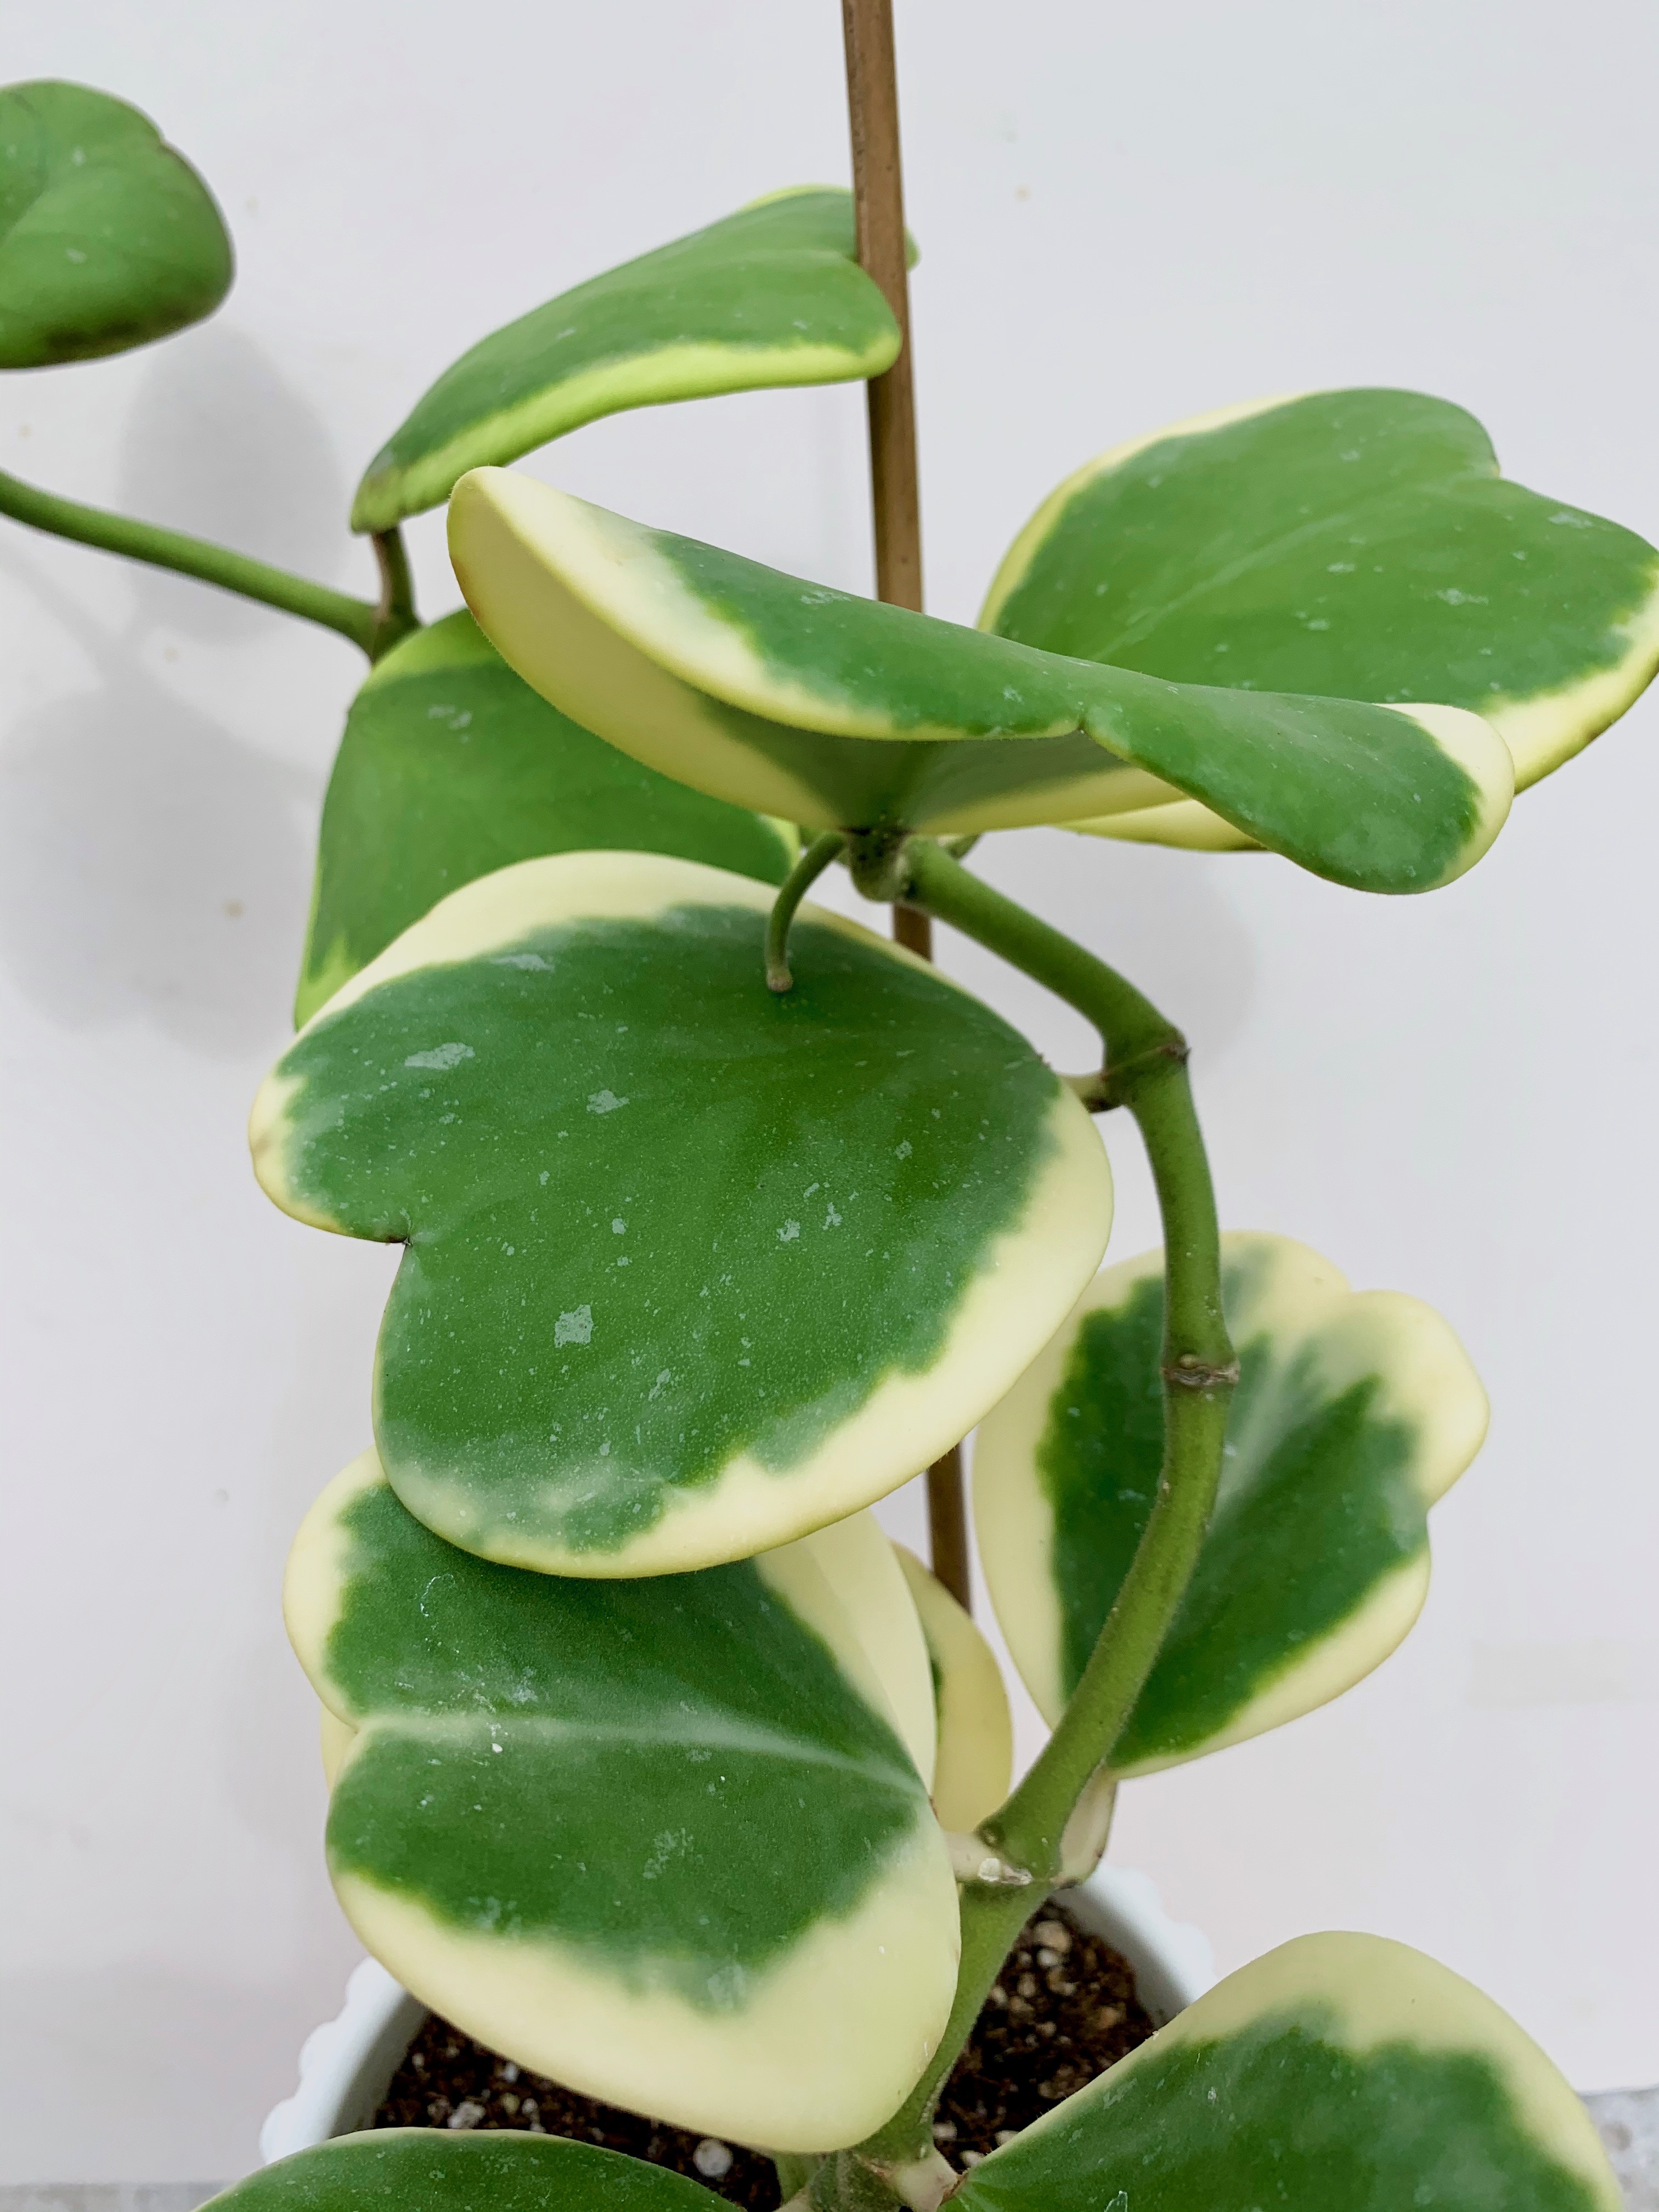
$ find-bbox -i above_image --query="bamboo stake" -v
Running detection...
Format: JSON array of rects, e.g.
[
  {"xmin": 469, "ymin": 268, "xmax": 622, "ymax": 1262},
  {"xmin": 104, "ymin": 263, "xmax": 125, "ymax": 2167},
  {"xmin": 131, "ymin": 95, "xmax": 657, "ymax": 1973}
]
[{"xmin": 840, "ymin": 0, "xmax": 973, "ymax": 1613}]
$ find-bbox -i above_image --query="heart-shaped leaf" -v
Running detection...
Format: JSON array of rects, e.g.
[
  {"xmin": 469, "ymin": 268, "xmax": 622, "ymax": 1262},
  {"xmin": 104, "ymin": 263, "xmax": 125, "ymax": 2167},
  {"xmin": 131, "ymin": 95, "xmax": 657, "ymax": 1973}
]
[
  {"xmin": 0, "ymin": 80, "xmax": 232, "ymax": 368},
  {"xmin": 352, "ymin": 188, "xmax": 904, "ymax": 533},
  {"xmin": 974, "ymin": 1234, "xmax": 1487, "ymax": 1771},
  {"xmin": 450, "ymin": 467, "xmax": 1513, "ymax": 894},
  {"xmin": 286, "ymin": 1453, "xmax": 959, "ymax": 2151},
  {"xmin": 296, "ymin": 611, "xmax": 794, "ymax": 1026},
  {"xmin": 981, "ymin": 389, "xmax": 1659, "ymax": 847},
  {"xmin": 895, "ymin": 1545, "xmax": 1013, "ymax": 1831},
  {"xmin": 203, "ymin": 2129, "xmax": 721, "ymax": 2212},
  {"xmin": 252, "ymin": 849, "xmax": 1113, "ymax": 1576},
  {"xmin": 954, "ymin": 1932, "xmax": 1619, "ymax": 2212}
]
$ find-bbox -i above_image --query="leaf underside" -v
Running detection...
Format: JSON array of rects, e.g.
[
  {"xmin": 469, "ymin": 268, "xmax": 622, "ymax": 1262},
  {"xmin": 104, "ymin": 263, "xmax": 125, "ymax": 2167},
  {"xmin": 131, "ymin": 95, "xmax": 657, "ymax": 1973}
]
[{"xmin": 450, "ymin": 467, "xmax": 1514, "ymax": 894}]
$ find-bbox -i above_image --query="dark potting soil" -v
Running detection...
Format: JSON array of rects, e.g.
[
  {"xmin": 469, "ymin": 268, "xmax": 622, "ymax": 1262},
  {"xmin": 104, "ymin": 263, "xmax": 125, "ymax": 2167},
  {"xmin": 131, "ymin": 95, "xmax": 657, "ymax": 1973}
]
[{"xmin": 371, "ymin": 1900, "xmax": 1155, "ymax": 2207}]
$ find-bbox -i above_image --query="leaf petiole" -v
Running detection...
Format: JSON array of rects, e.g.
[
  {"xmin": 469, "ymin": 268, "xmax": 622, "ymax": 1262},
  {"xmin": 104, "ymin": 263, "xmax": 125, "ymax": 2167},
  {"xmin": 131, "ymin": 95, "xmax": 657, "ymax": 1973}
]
[
  {"xmin": 0, "ymin": 464, "xmax": 417, "ymax": 659},
  {"xmin": 765, "ymin": 831, "xmax": 847, "ymax": 990}
]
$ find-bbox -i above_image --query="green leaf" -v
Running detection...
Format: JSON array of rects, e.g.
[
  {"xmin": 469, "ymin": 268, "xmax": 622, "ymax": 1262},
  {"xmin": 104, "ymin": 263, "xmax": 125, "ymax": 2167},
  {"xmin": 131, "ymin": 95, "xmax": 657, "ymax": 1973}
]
[
  {"xmin": 204, "ymin": 2128, "xmax": 719, "ymax": 2212},
  {"xmin": 351, "ymin": 188, "xmax": 904, "ymax": 533},
  {"xmin": 982, "ymin": 389, "xmax": 1659, "ymax": 827},
  {"xmin": 894, "ymin": 1545, "xmax": 1013, "ymax": 1831},
  {"xmin": 450, "ymin": 467, "xmax": 1514, "ymax": 895},
  {"xmin": 954, "ymin": 1932, "xmax": 1620, "ymax": 2212},
  {"xmin": 296, "ymin": 611, "xmax": 795, "ymax": 1027},
  {"xmin": 974, "ymin": 1234, "xmax": 1487, "ymax": 1771},
  {"xmin": 0, "ymin": 81, "xmax": 232, "ymax": 368},
  {"xmin": 285, "ymin": 1453, "xmax": 959, "ymax": 2152},
  {"xmin": 251, "ymin": 849, "xmax": 1113, "ymax": 1575}
]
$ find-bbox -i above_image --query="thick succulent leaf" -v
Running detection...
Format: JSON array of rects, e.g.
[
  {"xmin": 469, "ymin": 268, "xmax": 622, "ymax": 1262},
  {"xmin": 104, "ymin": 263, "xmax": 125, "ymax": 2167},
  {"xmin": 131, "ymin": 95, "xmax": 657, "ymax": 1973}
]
[
  {"xmin": 0, "ymin": 81, "xmax": 232, "ymax": 368},
  {"xmin": 894, "ymin": 1546, "xmax": 1013, "ymax": 1830},
  {"xmin": 810, "ymin": 1512, "xmax": 937, "ymax": 1786},
  {"xmin": 296, "ymin": 611, "xmax": 794, "ymax": 1026},
  {"xmin": 352, "ymin": 189, "xmax": 902, "ymax": 533},
  {"xmin": 974, "ymin": 1233, "xmax": 1487, "ymax": 1772},
  {"xmin": 251, "ymin": 849, "xmax": 1113, "ymax": 1576},
  {"xmin": 450, "ymin": 468, "xmax": 1512, "ymax": 894},
  {"xmin": 955, "ymin": 1933, "xmax": 1620, "ymax": 2212},
  {"xmin": 204, "ymin": 2128, "xmax": 716, "ymax": 2212},
  {"xmin": 1066, "ymin": 793, "xmax": 1263, "ymax": 851},
  {"xmin": 983, "ymin": 389, "xmax": 1659, "ymax": 810},
  {"xmin": 285, "ymin": 1454, "xmax": 959, "ymax": 2152}
]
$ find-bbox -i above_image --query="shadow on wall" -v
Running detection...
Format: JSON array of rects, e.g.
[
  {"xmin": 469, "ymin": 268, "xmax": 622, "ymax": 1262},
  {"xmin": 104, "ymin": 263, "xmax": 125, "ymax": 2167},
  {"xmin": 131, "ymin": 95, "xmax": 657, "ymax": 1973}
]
[{"xmin": 0, "ymin": 327, "xmax": 357, "ymax": 1057}]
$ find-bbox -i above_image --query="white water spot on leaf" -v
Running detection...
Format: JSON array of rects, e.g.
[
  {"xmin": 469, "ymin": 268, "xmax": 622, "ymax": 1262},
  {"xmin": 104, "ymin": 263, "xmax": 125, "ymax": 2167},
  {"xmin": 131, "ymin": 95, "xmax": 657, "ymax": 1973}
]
[
  {"xmin": 555, "ymin": 1305, "xmax": 593, "ymax": 1346},
  {"xmin": 588, "ymin": 1088, "xmax": 629, "ymax": 1114},
  {"xmin": 825, "ymin": 1203, "xmax": 843, "ymax": 1228},
  {"xmin": 1436, "ymin": 587, "xmax": 1489, "ymax": 606},
  {"xmin": 704, "ymin": 1962, "xmax": 750, "ymax": 2007},
  {"xmin": 405, "ymin": 1042, "xmax": 473, "ymax": 1071},
  {"xmin": 1548, "ymin": 509, "xmax": 1594, "ymax": 529},
  {"xmin": 642, "ymin": 1827, "xmax": 692, "ymax": 1880},
  {"xmin": 778, "ymin": 1220, "xmax": 801, "ymax": 1243},
  {"xmin": 1327, "ymin": 561, "xmax": 1356, "ymax": 573},
  {"xmin": 648, "ymin": 1369, "xmax": 672, "ymax": 1401},
  {"xmin": 895, "ymin": 1140, "xmax": 912, "ymax": 1159},
  {"xmin": 494, "ymin": 951, "xmax": 552, "ymax": 972},
  {"xmin": 539, "ymin": 1170, "xmax": 550, "ymax": 1185},
  {"xmin": 612, "ymin": 1218, "xmax": 627, "ymax": 1234}
]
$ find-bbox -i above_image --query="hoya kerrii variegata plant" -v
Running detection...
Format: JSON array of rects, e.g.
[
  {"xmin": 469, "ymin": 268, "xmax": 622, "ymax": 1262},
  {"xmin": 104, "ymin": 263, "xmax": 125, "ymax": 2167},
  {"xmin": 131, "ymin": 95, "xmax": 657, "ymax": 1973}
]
[{"xmin": 1, "ymin": 58, "xmax": 1647, "ymax": 2212}]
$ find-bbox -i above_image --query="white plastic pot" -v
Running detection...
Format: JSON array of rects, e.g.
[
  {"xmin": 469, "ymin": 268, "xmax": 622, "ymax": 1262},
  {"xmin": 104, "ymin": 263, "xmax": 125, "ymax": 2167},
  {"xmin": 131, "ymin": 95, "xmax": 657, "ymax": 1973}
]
[{"xmin": 259, "ymin": 1865, "xmax": 1213, "ymax": 2162}]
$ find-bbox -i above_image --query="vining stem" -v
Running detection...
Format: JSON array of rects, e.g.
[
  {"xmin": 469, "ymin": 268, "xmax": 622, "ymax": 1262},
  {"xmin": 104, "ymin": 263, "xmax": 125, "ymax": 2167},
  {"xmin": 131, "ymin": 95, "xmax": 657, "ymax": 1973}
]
[
  {"xmin": 854, "ymin": 840, "xmax": 1235, "ymax": 2168},
  {"xmin": 0, "ymin": 465, "xmax": 417, "ymax": 659}
]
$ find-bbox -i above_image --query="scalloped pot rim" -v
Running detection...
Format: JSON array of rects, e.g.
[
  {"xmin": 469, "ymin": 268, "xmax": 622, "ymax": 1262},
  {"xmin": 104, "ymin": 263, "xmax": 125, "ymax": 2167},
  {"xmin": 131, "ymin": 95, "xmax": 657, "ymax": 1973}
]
[{"xmin": 258, "ymin": 1863, "xmax": 1214, "ymax": 2160}]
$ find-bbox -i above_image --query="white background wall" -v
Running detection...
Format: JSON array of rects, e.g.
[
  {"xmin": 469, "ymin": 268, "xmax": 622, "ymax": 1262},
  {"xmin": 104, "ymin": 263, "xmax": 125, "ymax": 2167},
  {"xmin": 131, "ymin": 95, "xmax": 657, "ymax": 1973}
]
[{"xmin": 3, "ymin": 0, "xmax": 1657, "ymax": 2180}]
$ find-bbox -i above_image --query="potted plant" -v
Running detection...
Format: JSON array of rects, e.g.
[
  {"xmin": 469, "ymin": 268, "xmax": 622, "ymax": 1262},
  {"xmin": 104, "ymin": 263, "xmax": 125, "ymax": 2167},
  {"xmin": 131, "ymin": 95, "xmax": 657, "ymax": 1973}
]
[{"xmin": 3, "ymin": 13, "xmax": 1652, "ymax": 2206}]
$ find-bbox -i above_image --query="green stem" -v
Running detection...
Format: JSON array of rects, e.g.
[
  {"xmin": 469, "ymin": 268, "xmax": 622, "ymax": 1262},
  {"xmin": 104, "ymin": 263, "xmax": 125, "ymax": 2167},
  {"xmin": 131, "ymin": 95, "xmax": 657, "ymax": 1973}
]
[
  {"xmin": 369, "ymin": 525, "xmax": 421, "ymax": 661},
  {"xmin": 855, "ymin": 840, "xmax": 1235, "ymax": 2167},
  {"xmin": 0, "ymin": 464, "xmax": 396, "ymax": 658},
  {"xmin": 765, "ymin": 832, "xmax": 845, "ymax": 991}
]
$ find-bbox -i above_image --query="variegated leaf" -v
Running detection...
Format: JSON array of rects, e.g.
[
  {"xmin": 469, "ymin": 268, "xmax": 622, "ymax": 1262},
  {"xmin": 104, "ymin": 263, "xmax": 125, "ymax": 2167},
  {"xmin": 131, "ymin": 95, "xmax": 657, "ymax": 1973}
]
[
  {"xmin": 202, "ymin": 2129, "xmax": 716, "ymax": 2212},
  {"xmin": 810, "ymin": 1512, "xmax": 937, "ymax": 1788},
  {"xmin": 895, "ymin": 1545, "xmax": 1013, "ymax": 1830},
  {"xmin": 449, "ymin": 469, "xmax": 1514, "ymax": 894},
  {"xmin": 955, "ymin": 1933, "xmax": 1620, "ymax": 2212},
  {"xmin": 974, "ymin": 1234, "xmax": 1487, "ymax": 1772},
  {"xmin": 0, "ymin": 80, "xmax": 232, "ymax": 368},
  {"xmin": 352, "ymin": 189, "xmax": 904, "ymax": 532},
  {"xmin": 285, "ymin": 1454, "xmax": 960, "ymax": 2152},
  {"xmin": 296, "ymin": 611, "xmax": 794, "ymax": 1026},
  {"xmin": 981, "ymin": 390, "xmax": 1659, "ymax": 853},
  {"xmin": 252, "ymin": 850, "xmax": 1112, "ymax": 1576}
]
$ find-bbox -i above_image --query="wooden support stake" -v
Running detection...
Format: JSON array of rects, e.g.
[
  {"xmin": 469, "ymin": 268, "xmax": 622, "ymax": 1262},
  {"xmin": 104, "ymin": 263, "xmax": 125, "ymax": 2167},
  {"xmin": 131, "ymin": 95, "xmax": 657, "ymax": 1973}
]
[{"xmin": 842, "ymin": 0, "xmax": 972, "ymax": 1613}]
